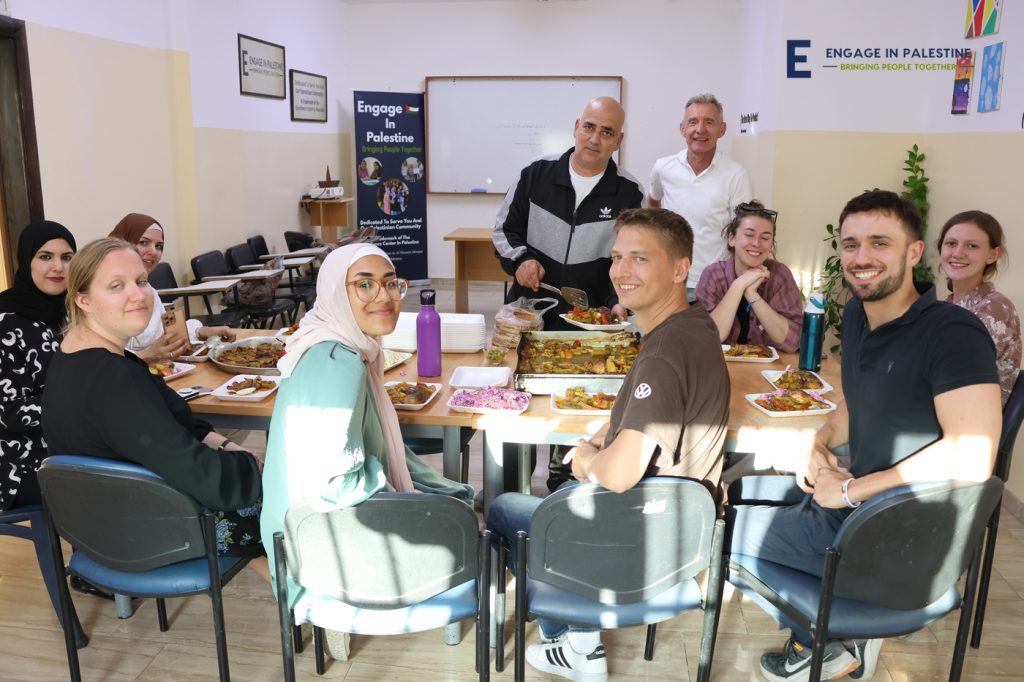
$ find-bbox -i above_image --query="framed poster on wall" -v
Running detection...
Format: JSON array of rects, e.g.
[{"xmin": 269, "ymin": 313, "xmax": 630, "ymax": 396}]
[
  {"xmin": 290, "ymin": 69, "xmax": 328, "ymax": 122},
  {"xmin": 238, "ymin": 34, "xmax": 285, "ymax": 98}
]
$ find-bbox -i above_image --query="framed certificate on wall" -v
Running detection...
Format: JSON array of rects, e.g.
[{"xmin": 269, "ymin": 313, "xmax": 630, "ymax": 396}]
[
  {"xmin": 290, "ymin": 69, "xmax": 328, "ymax": 122},
  {"xmin": 238, "ymin": 34, "xmax": 285, "ymax": 99}
]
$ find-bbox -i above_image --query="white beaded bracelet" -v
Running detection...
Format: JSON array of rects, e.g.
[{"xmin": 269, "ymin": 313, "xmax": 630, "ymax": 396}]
[{"xmin": 841, "ymin": 477, "xmax": 861, "ymax": 508}]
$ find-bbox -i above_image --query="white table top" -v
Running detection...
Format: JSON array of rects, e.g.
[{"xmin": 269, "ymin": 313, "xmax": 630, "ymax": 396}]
[
  {"xmin": 157, "ymin": 279, "xmax": 240, "ymax": 296},
  {"xmin": 202, "ymin": 268, "xmax": 284, "ymax": 282},
  {"xmin": 238, "ymin": 256, "xmax": 314, "ymax": 270},
  {"xmin": 260, "ymin": 246, "xmax": 329, "ymax": 260}
]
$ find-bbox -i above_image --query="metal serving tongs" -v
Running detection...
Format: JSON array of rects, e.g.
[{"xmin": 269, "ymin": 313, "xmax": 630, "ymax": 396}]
[{"xmin": 538, "ymin": 282, "xmax": 589, "ymax": 310}]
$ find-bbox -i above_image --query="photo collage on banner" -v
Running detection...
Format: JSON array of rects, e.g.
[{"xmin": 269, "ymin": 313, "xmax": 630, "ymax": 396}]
[{"xmin": 353, "ymin": 91, "xmax": 428, "ymax": 280}]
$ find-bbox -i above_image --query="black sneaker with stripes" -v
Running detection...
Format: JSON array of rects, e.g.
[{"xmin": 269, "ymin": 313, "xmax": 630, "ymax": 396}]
[{"xmin": 525, "ymin": 638, "xmax": 608, "ymax": 682}]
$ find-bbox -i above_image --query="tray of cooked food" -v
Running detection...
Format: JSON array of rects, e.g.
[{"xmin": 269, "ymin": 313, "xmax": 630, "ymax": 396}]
[
  {"xmin": 211, "ymin": 375, "xmax": 280, "ymax": 401},
  {"xmin": 761, "ymin": 368, "xmax": 832, "ymax": 393},
  {"xmin": 447, "ymin": 387, "xmax": 532, "ymax": 415},
  {"xmin": 514, "ymin": 331, "xmax": 640, "ymax": 395},
  {"xmin": 550, "ymin": 386, "xmax": 617, "ymax": 415},
  {"xmin": 385, "ymin": 381, "xmax": 442, "ymax": 410},
  {"xmin": 559, "ymin": 306, "xmax": 631, "ymax": 332},
  {"xmin": 722, "ymin": 343, "xmax": 779, "ymax": 362},
  {"xmin": 209, "ymin": 336, "xmax": 285, "ymax": 375},
  {"xmin": 745, "ymin": 389, "xmax": 837, "ymax": 418}
]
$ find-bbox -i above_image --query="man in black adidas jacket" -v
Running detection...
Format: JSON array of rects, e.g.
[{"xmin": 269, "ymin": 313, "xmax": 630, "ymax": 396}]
[{"xmin": 493, "ymin": 96, "xmax": 644, "ymax": 331}]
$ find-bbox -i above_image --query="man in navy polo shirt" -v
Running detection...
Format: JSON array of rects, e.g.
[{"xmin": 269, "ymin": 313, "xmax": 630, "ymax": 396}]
[{"xmin": 728, "ymin": 191, "xmax": 1001, "ymax": 682}]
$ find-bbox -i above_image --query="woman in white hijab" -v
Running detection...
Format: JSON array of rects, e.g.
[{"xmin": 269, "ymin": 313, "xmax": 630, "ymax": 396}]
[{"xmin": 259, "ymin": 244, "xmax": 473, "ymax": 606}]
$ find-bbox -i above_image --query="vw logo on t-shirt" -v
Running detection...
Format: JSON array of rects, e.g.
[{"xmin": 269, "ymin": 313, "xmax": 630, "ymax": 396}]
[{"xmin": 634, "ymin": 383, "xmax": 652, "ymax": 399}]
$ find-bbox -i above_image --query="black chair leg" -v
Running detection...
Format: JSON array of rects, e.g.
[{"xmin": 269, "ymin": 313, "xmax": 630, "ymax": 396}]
[
  {"xmin": 971, "ymin": 511, "xmax": 1001, "ymax": 648},
  {"xmin": 495, "ymin": 541, "xmax": 507, "ymax": 672},
  {"xmin": 479, "ymin": 530, "xmax": 491, "ymax": 682},
  {"xmin": 313, "ymin": 625, "xmax": 326, "ymax": 675},
  {"xmin": 293, "ymin": 623, "xmax": 304, "ymax": 654},
  {"xmin": 45, "ymin": 507, "xmax": 82, "ymax": 682},
  {"xmin": 157, "ymin": 598, "xmax": 169, "ymax": 631},
  {"xmin": 461, "ymin": 443, "xmax": 471, "ymax": 485},
  {"xmin": 697, "ymin": 521, "xmax": 727, "ymax": 682},
  {"xmin": 952, "ymin": 548, "xmax": 984, "ymax": 682},
  {"xmin": 644, "ymin": 624, "xmax": 656, "ymax": 661},
  {"xmin": 514, "ymin": 531, "xmax": 527, "ymax": 682},
  {"xmin": 273, "ymin": 533, "xmax": 297, "ymax": 682}
]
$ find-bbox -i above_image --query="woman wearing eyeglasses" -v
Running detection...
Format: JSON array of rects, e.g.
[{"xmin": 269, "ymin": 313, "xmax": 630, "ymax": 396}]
[
  {"xmin": 259, "ymin": 244, "xmax": 473, "ymax": 643},
  {"xmin": 695, "ymin": 200, "xmax": 803, "ymax": 352}
]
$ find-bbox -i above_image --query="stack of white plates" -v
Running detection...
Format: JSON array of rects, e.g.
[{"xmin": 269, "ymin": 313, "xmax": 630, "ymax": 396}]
[{"xmin": 382, "ymin": 312, "xmax": 486, "ymax": 353}]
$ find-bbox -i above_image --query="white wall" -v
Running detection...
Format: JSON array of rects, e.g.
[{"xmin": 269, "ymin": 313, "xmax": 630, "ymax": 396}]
[
  {"xmin": 345, "ymin": 0, "xmax": 745, "ymax": 279},
  {"xmin": 10, "ymin": 0, "xmax": 187, "ymax": 50}
]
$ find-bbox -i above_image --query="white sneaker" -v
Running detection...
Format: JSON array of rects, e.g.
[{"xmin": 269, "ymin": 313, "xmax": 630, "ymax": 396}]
[
  {"xmin": 526, "ymin": 637, "xmax": 608, "ymax": 682},
  {"xmin": 846, "ymin": 639, "xmax": 883, "ymax": 680}
]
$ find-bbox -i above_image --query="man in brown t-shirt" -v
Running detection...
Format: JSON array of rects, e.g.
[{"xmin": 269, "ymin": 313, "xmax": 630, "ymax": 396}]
[{"xmin": 486, "ymin": 207, "xmax": 730, "ymax": 682}]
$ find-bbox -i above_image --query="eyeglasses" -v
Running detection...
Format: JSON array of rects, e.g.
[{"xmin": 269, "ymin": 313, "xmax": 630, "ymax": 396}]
[
  {"xmin": 346, "ymin": 278, "xmax": 409, "ymax": 302},
  {"xmin": 736, "ymin": 203, "xmax": 779, "ymax": 224},
  {"xmin": 579, "ymin": 121, "xmax": 618, "ymax": 140}
]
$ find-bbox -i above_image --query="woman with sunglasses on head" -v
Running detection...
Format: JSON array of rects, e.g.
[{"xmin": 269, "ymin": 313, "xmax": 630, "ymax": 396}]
[
  {"xmin": 938, "ymin": 210, "xmax": 1021, "ymax": 405},
  {"xmin": 695, "ymin": 200, "xmax": 803, "ymax": 352},
  {"xmin": 259, "ymin": 244, "xmax": 473, "ymax": 657},
  {"xmin": 0, "ymin": 221, "xmax": 76, "ymax": 511},
  {"xmin": 109, "ymin": 213, "xmax": 235, "ymax": 363}
]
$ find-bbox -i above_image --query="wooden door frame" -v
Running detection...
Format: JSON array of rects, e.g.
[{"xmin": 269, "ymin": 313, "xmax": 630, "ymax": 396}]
[{"xmin": 0, "ymin": 15, "xmax": 45, "ymax": 282}]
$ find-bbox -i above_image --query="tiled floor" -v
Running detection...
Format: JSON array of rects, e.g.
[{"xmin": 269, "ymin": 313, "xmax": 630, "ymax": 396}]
[{"xmin": 1, "ymin": 279, "xmax": 1021, "ymax": 680}]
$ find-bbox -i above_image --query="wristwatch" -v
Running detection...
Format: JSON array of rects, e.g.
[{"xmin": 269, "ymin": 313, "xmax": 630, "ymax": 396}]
[{"xmin": 841, "ymin": 477, "xmax": 861, "ymax": 508}]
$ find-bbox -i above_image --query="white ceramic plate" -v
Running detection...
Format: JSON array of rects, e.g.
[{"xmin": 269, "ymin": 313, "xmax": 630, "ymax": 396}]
[
  {"xmin": 744, "ymin": 391, "xmax": 837, "ymax": 418},
  {"xmin": 549, "ymin": 391, "xmax": 616, "ymax": 416},
  {"xmin": 385, "ymin": 381, "xmax": 443, "ymax": 411},
  {"xmin": 559, "ymin": 314, "xmax": 631, "ymax": 332},
  {"xmin": 449, "ymin": 365, "xmax": 512, "ymax": 388},
  {"xmin": 446, "ymin": 388, "xmax": 531, "ymax": 415},
  {"xmin": 160, "ymin": 362, "xmax": 196, "ymax": 381},
  {"xmin": 761, "ymin": 369, "xmax": 833, "ymax": 393},
  {"xmin": 382, "ymin": 350, "xmax": 413, "ymax": 372},
  {"xmin": 722, "ymin": 344, "xmax": 780, "ymax": 363},
  {"xmin": 211, "ymin": 374, "xmax": 280, "ymax": 402}
]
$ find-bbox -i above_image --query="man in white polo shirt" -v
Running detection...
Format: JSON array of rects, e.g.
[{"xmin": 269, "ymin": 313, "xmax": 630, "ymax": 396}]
[{"xmin": 648, "ymin": 93, "xmax": 752, "ymax": 296}]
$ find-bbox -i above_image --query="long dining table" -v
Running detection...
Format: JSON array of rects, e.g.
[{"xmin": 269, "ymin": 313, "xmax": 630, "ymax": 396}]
[{"xmin": 169, "ymin": 329, "xmax": 842, "ymax": 512}]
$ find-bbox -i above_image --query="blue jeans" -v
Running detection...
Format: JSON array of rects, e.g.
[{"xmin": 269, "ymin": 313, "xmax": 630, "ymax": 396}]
[{"xmin": 487, "ymin": 489, "xmax": 597, "ymax": 640}]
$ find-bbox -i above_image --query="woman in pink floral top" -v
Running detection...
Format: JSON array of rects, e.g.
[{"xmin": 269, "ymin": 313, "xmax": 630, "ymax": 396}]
[
  {"xmin": 938, "ymin": 210, "xmax": 1021, "ymax": 404},
  {"xmin": 696, "ymin": 201, "xmax": 803, "ymax": 352}
]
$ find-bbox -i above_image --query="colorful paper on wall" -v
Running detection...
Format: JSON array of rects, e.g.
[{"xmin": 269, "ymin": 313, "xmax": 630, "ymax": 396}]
[
  {"xmin": 951, "ymin": 51, "xmax": 975, "ymax": 114},
  {"xmin": 978, "ymin": 42, "xmax": 1005, "ymax": 113},
  {"xmin": 965, "ymin": 0, "xmax": 1002, "ymax": 38}
]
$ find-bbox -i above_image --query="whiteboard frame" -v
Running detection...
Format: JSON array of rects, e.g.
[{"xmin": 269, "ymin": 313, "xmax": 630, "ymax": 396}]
[{"xmin": 424, "ymin": 75, "xmax": 624, "ymax": 195}]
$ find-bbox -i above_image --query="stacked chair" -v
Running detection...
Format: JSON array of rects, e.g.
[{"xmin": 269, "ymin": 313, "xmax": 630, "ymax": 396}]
[
  {"xmin": 191, "ymin": 250, "xmax": 296, "ymax": 329},
  {"xmin": 225, "ymin": 242, "xmax": 315, "ymax": 316}
]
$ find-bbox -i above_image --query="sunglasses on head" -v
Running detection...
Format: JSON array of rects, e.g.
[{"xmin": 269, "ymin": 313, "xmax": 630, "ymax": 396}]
[{"xmin": 736, "ymin": 203, "xmax": 779, "ymax": 223}]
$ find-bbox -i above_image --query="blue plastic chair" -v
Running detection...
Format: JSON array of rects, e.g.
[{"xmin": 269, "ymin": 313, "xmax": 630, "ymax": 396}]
[
  {"xmin": 728, "ymin": 478, "xmax": 1003, "ymax": 682},
  {"xmin": 272, "ymin": 493, "xmax": 491, "ymax": 681},
  {"xmin": 499, "ymin": 478, "xmax": 725, "ymax": 682},
  {"xmin": 38, "ymin": 455, "xmax": 253, "ymax": 682},
  {"xmin": 0, "ymin": 504, "xmax": 87, "ymax": 648}
]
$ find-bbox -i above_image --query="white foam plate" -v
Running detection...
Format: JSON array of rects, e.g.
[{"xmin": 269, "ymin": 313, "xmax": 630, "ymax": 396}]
[
  {"xmin": 722, "ymin": 344, "xmax": 780, "ymax": 363},
  {"xmin": 449, "ymin": 366, "xmax": 511, "ymax": 388},
  {"xmin": 211, "ymin": 374, "xmax": 280, "ymax": 402},
  {"xmin": 559, "ymin": 314, "xmax": 630, "ymax": 332},
  {"xmin": 761, "ymin": 369, "xmax": 833, "ymax": 393},
  {"xmin": 160, "ymin": 362, "xmax": 196, "ymax": 381},
  {"xmin": 549, "ymin": 391, "xmax": 616, "ymax": 416},
  {"xmin": 446, "ymin": 388, "xmax": 530, "ymax": 415},
  {"xmin": 744, "ymin": 391, "xmax": 837, "ymax": 418},
  {"xmin": 178, "ymin": 344, "xmax": 212, "ymax": 363},
  {"xmin": 382, "ymin": 350, "xmax": 412, "ymax": 372},
  {"xmin": 385, "ymin": 381, "xmax": 443, "ymax": 411}
]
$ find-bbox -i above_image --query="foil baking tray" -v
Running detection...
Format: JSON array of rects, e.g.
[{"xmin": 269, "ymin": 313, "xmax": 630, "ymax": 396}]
[{"xmin": 513, "ymin": 331, "xmax": 640, "ymax": 395}]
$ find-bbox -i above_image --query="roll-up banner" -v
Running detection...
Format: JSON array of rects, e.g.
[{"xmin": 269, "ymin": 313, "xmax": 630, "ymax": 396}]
[{"xmin": 353, "ymin": 91, "xmax": 428, "ymax": 281}]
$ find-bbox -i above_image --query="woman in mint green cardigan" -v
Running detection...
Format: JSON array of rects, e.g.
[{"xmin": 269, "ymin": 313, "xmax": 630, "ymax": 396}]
[{"xmin": 259, "ymin": 244, "xmax": 473, "ymax": 609}]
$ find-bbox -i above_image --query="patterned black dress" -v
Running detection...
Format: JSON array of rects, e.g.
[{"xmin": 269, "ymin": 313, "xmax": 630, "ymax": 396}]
[{"xmin": 0, "ymin": 313, "xmax": 59, "ymax": 510}]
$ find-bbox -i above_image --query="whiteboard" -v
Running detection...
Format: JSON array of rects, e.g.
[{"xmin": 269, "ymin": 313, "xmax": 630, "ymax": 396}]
[{"xmin": 425, "ymin": 76, "xmax": 623, "ymax": 195}]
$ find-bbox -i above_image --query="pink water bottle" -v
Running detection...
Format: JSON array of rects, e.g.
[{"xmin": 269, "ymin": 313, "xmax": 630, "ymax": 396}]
[{"xmin": 416, "ymin": 289, "xmax": 442, "ymax": 377}]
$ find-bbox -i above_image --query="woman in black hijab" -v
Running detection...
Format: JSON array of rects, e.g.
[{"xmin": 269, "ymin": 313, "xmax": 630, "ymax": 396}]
[{"xmin": 0, "ymin": 220, "xmax": 76, "ymax": 509}]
